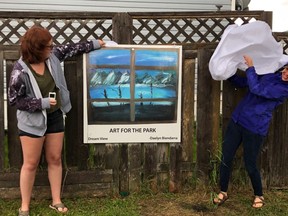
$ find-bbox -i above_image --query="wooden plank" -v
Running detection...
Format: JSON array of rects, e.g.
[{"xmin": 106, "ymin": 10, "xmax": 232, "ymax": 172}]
[
  {"xmin": 0, "ymin": 50, "xmax": 4, "ymax": 170},
  {"xmin": 6, "ymin": 59, "xmax": 22, "ymax": 169},
  {"xmin": 129, "ymin": 11, "xmax": 270, "ymax": 18},
  {"xmin": 0, "ymin": 49, "xmax": 22, "ymax": 170},
  {"xmin": 3, "ymin": 49, "xmax": 20, "ymax": 59},
  {"xmin": 0, "ymin": 170, "xmax": 113, "ymax": 187},
  {"xmin": 143, "ymin": 144, "xmax": 157, "ymax": 192},
  {"xmin": 112, "ymin": 13, "xmax": 133, "ymax": 44},
  {"xmin": 259, "ymin": 131, "xmax": 270, "ymax": 188},
  {"xmin": 222, "ymin": 70, "xmax": 248, "ymax": 134},
  {"xmin": 156, "ymin": 144, "xmax": 169, "ymax": 190},
  {"xmin": 196, "ymin": 48, "xmax": 220, "ymax": 183},
  {"xmin": 61, "ymin": 183, "xmax": 112, "ymax": 198},
  {"xmin": 63, "ymin": 169, "xmax": 113, "ymax": 185},
  {"xmin": 63, "ymin": 57, "xmax": 78, "ymax": 167},
  {"xmin": 0, "ymin": 183, "xmax": 112, "ymax": 199},
  {"xmin": 119, "ymin": 144, "xmax": 129, "ymax": 196},
  {"xmin": 128, "ymin": 144, "xmax": 142, "ymax": 192},
  {"xmin": 0, "ymin": 11, "xmax": 116, "ymax": 19},
  {"xmin": 105, "ymin": 144, "xmax": 120, "ymax": 194},
  {"xmin": 1, "ymin": 49, "xmax": 21, "ymax": 170},
  {"xmin": 93, "ymin": 144, "xmax": 106, "ymax": 169},
  {"xmin": 265, "ymin": 102, "xmax": 288, "ymax": 188},
  {"xmin": 180, "ymin": 56, "xmax": 196, "ymax": 187},
  {"xmin": 181, "ymin": 57, "xmax": 195, "ymax": 162},
  {"xmin": 260, "ymin": 9, "xmax": 273, "ymax": 28},
  {"xmin": 169, "ymin": 143, "xmax": 182, "ymax": 192},
  {"xmin": 75, "ymin": 56, "xmax": 88, "ymax": 169},
  {"xmin": 64, "ymin": 56, "xmax": 89, "ymax": 169}
]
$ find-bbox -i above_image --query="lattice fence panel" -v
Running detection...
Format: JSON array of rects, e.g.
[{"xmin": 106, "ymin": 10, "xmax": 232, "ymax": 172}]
[
  {"xmin": 0, "ymin": 17, "xmax": 113, "ymax": 45},
  {"xmin": 275, "ymin": 33, "xmax": 288, "ymax": 55},
  {"xmin": 132, "ymin": 15, "xmax": 260, "ymax": 44}
]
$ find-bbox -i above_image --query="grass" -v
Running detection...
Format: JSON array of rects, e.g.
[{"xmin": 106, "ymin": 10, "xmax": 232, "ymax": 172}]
[{"xmin": 1, "ymin": 188, "xmax": 288, "ymax": 216}]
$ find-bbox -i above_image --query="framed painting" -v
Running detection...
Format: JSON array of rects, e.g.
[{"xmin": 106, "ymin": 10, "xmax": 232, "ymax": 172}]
[{"xmin": 83, "ymin": 44, "xmax": 182, "ymax": 143}]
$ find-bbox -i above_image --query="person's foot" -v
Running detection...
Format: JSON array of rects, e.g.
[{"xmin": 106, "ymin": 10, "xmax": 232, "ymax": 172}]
[
  {"xmin": 252, "ymin": 196, "xmax": 264, "ymax": 208},
  {"xmin": 18, "ymin": 208, "xmax": 29, "ymax": 216},
  {"xmin": 213, "ymin": 191, "xmax": 228, "ymax": 205},
  {"xmin": 49, "ymin": 203, "xmax": 68, "ymax": 213}
]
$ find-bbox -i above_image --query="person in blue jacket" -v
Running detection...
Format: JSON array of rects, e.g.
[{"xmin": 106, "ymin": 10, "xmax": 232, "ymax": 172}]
[
  {"xmin": 213, "ymin": 55, "xmax": 288, "ymax": 208},
  {"xmin": 8, "ymin": 25, "xmax": 104, "ymax": 216}
]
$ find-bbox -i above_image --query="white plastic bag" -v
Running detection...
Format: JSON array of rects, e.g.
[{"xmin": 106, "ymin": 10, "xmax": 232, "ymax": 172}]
[{"xmin": 209, "ymin": 20, "xmax": 288, "ymax": 80}]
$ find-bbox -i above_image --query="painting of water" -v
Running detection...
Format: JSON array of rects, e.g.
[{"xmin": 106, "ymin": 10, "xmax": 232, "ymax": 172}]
[{"xmin": 83, "ymin": 45, "xmax": 182, "ymax": 143}]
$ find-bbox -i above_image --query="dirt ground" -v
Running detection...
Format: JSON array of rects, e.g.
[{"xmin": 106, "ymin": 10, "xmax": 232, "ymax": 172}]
[{"xmin": 137, "ymin": 188, "xmax": 288, "ymax": 216}]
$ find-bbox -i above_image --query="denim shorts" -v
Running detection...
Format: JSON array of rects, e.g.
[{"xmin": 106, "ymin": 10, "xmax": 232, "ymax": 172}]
[{"xmin": 19, "ymin": 109, "xmax": 65, "ymax": 138}]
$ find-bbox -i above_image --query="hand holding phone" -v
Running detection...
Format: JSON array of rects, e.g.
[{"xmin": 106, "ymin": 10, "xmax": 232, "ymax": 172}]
[{"xmin": 49, "ymin": 92, "xmax": 57, "ymax": 106}]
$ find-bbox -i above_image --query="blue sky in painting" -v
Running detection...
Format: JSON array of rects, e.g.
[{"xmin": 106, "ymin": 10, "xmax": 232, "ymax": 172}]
[
  {"xmin": 88, "ymin": 48, "xmax": 178, "ymax": 66},
  {"xmin": 89, "ymin": 49, "xmax": 130, "ymax": 65},
  {"xmin": 135, "ymin": 50, "xmax": 178, "ymax": 67}
]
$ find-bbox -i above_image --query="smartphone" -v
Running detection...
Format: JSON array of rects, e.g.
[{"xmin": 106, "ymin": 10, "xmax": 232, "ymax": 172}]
[{"xmin": 49, "ymin": 92, "xmax": 56, "ymax": 99}]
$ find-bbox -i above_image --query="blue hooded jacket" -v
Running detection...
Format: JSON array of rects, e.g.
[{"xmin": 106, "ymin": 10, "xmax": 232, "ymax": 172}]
[{"xmin": 229, "ymin": 66, "xmax": 288, "ymax": 136}]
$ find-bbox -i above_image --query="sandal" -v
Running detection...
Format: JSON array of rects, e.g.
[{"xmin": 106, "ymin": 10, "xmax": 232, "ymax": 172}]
[
  {"xmin": 213, "ymin": 191, "xmax": 229, "ymax": 206},
  {"xmin": 18, "ymin": 208, "xmax": 29, "ymax": 216},
  {"xmin": 49, "ymin": 203, "xmax": 68, "ymax": 213},
  {"xmin": 252, "ymin": 196, "xmax": 264, "ymax": 209}
]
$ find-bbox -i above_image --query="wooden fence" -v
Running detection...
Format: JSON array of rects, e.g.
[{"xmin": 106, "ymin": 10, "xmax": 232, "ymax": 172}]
[{"xmin": 1, "ymin": 11, "xmax": 288, "ymax": 199}]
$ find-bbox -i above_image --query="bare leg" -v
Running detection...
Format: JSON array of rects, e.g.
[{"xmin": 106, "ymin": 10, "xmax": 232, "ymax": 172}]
[
  {"xmin": 44, "ymin": 132, "xmax": 68, "ymax": 213},
  {"xmin": 19, "ymin": 136, "xmax": 45, "ymax": 212}
]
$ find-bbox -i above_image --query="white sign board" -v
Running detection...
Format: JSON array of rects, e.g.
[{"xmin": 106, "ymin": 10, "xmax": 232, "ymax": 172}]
[{"xmin": 83, "ymin": 45, "xmax": 182, "ymax": 143}]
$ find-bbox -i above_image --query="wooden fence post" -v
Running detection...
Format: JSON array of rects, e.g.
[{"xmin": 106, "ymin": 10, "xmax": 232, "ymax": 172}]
[
  {"xmin": 196, "ymin": 47, "xmax": 221, "ymax": 183},
  {"xmin": 180, "ymin": 50, "xmax": 196, "ymax": 186},
  {"xmin": 111, "ymin": 13, "xmax": 133, "ymax": 194},
  {"xmin": 112, "ymin": 13, "xmax": 133, "ymax": 44}
]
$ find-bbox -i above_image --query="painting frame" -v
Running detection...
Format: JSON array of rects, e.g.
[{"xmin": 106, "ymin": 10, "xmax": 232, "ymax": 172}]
[{"xmin": 83, "ymin": 44, "xmax": 182, "ymax": 143}]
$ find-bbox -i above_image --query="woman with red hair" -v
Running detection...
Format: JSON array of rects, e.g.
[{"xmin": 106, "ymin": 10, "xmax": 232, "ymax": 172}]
[{"xmin": 8, "ymin": 25, "xmax": 104, "ymax": 216}]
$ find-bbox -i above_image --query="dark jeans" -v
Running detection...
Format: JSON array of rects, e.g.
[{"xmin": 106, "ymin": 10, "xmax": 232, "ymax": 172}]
[{"xmin": 219, "ymin": 120, "xmax": 264, "ymax": 196}]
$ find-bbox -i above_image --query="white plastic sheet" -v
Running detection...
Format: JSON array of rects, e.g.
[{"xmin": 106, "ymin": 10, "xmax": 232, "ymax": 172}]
[
  {"xmin": 209, "ymin": 20, "xmax": 288, "ymax": 80},
  {"xmin": 104, "ymin": 40, "xmax": 118, "ymax": 47}
]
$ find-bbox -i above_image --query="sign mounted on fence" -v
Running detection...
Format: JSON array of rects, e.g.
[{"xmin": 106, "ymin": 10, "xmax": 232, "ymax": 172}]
[{"xmin": 83, "ymin": 45, "xmax": 182, "ymax": 143}]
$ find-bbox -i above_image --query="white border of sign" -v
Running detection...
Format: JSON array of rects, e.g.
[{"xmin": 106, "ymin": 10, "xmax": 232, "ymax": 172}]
[{"xmin": 83, "ymin": 44, "xmax": 182, "ymax": 143}]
